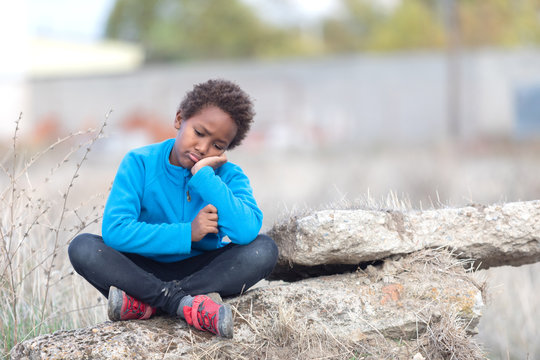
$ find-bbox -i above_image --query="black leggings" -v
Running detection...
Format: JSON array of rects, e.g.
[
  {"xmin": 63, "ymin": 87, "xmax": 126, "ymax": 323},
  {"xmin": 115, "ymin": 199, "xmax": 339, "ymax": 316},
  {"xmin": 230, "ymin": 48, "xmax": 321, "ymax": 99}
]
[{"xmin": 68, "ymin": 233, "xmax": 278, "ymax": 316}]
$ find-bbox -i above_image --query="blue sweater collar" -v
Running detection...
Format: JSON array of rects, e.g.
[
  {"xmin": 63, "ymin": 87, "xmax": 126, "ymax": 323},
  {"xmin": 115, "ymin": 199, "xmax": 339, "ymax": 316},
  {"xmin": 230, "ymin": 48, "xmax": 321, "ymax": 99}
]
[{"xmin": 162, "ymin": 138, "xmax": 191, "ymax": 184}]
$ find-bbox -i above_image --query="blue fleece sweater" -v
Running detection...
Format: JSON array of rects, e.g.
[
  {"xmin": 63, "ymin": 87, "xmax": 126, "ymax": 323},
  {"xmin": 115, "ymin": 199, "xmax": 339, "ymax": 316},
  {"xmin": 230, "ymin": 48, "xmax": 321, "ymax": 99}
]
[{"xmin": 101, "ymin": 139, "xmax": 263, "ymax": 262}]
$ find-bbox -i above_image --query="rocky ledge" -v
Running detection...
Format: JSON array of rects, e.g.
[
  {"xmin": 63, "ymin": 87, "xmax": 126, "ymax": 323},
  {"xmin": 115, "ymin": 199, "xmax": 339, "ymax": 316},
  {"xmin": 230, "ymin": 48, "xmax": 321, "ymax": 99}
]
[
  {"xmin": 12, "ymin": 200, "xmax": 539, "ymax": 359},
  {"xmin": 269, "ymin": 200, "xmax": 540, "ymax": 280}
]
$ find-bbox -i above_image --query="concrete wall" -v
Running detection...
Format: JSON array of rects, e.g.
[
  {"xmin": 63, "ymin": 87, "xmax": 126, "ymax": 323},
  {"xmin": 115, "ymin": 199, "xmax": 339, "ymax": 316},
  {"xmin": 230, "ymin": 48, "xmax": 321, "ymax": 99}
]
[{"xmin": 24, "ymin": 49, "xmax": 540, "ymax": 150}]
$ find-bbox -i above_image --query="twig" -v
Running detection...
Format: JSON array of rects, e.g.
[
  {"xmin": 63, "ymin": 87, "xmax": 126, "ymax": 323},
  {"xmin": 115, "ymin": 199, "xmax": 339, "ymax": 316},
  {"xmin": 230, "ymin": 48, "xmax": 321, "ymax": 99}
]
[{"xmin": 37, "ymin": 119, "xmax": 107, "ymax": 334}]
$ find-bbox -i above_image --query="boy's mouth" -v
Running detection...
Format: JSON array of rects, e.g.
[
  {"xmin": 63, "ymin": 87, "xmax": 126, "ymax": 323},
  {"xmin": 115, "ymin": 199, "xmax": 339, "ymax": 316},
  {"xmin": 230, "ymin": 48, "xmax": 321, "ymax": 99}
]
[{"xmin": 188, "ymin": 153, "xmax": 201, "ymax": 163}]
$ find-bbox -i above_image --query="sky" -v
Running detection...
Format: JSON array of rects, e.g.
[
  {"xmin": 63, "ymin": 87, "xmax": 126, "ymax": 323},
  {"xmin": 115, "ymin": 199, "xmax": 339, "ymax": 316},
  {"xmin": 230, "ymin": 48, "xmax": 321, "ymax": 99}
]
[
  {"xmin": 25, "ymin": 0, "xmax": 341, "ymax": 41},
  {"xmin": 243, "ymin": 0, "xmax": 338, "ymax": 26},
  {"xmin": 26, "ymin": 0, "xmax": 116, "ymax": 41}
]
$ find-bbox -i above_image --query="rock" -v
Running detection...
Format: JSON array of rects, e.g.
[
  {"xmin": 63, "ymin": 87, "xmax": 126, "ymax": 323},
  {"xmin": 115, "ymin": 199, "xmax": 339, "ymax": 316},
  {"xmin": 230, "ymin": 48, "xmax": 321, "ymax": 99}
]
[
  {"xmin": 10, "ymin": 250, "xmax": 483, "ymax": 360},
  {"xmin": 269, "ymin": 200, "xmax": 540, "ymax": 278},
  {"xmin": 10, "ymin": 318, "xmax": 193, "ymax": 360}
]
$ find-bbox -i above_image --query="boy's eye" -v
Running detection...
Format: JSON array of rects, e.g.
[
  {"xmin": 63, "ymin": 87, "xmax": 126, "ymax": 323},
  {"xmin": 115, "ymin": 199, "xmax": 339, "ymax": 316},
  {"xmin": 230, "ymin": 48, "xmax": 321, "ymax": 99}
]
[
  {"xmin": 194, "ymin": 129, "xmax": 203, "ymax": 136},
  {"xmin": 213, "ymin": 143, "xmax": 224, "ymax": 151}
]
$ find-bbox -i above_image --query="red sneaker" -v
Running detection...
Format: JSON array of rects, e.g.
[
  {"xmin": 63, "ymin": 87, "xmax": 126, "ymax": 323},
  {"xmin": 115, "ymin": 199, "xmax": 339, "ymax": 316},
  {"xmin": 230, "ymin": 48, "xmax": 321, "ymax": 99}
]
[
  {"xmin": 108, "ymin": 286, "xmax": 156, "ymax": 321},
  {"xmin": 183, "ymin": 295, "xmax": 233, "ymax": 338}
]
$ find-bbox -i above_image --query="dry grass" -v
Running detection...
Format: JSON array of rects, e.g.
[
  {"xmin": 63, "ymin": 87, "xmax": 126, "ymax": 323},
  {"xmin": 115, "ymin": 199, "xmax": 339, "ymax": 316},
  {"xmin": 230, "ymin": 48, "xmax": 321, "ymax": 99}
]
[
  {"xmin": 420, "ymin": 310, "xmax": 486, "ymax": 360},
  {"xmin": 0, "ymin": 114, "xmax": 109, "ymax": 358},
  {"xmin": 404, "ymin": 249, "xmax": 487, "ymax": 360}
]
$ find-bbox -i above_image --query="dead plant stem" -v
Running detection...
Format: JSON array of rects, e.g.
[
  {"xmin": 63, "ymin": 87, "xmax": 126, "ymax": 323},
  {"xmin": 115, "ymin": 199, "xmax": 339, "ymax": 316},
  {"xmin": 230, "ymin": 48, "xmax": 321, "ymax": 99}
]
[
  {"xmin": 36, "ymin": 119, "xmax": 106, "ymax": 334},
  {"xmin": 5, "ymin": 114, "xmax": 22, "ymax": 345}
]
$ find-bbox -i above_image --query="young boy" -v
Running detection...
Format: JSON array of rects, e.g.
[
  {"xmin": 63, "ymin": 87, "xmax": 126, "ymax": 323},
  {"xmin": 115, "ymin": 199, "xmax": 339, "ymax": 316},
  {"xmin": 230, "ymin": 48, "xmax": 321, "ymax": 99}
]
[{"xmin": 68, "ymin": 79, "xmax": 278, "ymax": 339}]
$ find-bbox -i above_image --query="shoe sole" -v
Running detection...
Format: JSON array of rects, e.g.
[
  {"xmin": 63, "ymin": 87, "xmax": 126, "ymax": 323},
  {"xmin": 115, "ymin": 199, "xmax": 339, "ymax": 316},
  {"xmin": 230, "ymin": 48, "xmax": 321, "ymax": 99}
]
[
  {"xmin": 218, "ymin": 303, "xmax": 234, "ymax": 339},
  {"xmin": 107, "ymin": 286, "xmax": 122, "ymax": 321}
]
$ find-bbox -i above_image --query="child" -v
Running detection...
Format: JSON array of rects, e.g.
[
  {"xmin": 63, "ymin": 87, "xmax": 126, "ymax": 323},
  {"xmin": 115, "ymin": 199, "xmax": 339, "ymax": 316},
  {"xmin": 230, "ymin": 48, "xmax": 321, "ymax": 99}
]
[{"xmin": 68, "ymin": 79, "xmax": 278, "ymax": 338}]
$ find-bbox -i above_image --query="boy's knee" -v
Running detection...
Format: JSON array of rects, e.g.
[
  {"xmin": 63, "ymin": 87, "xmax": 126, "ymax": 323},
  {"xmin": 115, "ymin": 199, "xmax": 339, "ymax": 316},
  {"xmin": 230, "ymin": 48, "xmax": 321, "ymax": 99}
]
[
  {"xmin": 250, "ymin": 234, "xmax": 279, "ymax": 270},
  {"xmin": 68, "ymin": 233, "xmax": 103, "ymax": 269}
]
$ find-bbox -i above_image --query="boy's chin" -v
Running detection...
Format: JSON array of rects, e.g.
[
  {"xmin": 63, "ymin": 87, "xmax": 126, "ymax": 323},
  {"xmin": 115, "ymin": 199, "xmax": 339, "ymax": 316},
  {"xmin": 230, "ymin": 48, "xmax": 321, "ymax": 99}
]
[{"xmin": 178, "ymin": 159, "xmax": 194, "ymax": 170}]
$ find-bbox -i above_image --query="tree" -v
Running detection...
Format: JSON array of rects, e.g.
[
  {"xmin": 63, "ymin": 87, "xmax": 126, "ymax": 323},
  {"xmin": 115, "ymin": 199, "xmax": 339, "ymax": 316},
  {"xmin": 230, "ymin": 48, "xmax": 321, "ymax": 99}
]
[
  {"xmin": 105, "ymin": 0, "xmax": 540, "ymax": 62},
  {"xmin": 458, "ymin": 0, "xmax": 540, "ymax": 47},
  {"xmin": 106, "ymin": 0, "xmax": 301, "ymax": 62},
  {"xmin": 322, "ymin": 0, "xmax": 540, "ymax": 53},
  {"xmin": 321, "ymin": 0, "xmax": 376, "ymax": 53},
  {"xmin": 368, "ymin": 0, "xmax": 445, "ymax": 51}
]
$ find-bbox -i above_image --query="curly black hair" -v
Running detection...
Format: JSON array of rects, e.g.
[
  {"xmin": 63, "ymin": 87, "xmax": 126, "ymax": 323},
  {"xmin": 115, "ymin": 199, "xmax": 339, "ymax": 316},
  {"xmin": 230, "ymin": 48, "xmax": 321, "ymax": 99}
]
[{"xmin": 177, "ymin": 79, "xmax": 255, "ymax": 150}]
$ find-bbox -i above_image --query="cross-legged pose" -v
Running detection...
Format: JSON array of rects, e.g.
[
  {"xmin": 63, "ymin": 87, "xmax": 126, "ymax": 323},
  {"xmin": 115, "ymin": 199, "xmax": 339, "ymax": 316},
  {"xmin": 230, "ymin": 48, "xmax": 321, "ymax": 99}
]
[{"xmin": 69, "ymin": 79, "xmax": 278, "ymax": 338}]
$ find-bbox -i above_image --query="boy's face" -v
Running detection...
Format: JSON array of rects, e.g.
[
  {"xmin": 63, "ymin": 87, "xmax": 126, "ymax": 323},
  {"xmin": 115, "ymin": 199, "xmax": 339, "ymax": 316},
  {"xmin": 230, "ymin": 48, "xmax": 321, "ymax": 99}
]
[{"xmin": 170, "ymin": 105, "xmax": 238, "ymax": 169}]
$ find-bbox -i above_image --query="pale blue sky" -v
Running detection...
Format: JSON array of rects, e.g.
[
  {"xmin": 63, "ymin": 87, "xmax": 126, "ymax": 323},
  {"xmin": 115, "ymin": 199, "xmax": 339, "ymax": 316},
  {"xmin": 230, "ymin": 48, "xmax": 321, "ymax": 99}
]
[
  {"xmin": 25, "ymin": 0, "xmax": 343, "ymax": 41},
  {"xmin": 27, "ymin": 0, "xmax": 116, "ymax": 41}
]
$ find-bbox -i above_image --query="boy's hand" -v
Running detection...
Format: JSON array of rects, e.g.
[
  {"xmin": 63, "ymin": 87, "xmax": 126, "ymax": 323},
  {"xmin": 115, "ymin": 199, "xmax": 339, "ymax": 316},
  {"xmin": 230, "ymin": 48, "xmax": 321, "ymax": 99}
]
[
  {"xmin": 191, "ymin": 153, "xmax": 228, "ymax": 175},
  {"xmin": 191, "ymin": 204, "xmax": 219, "ymax": 242}
]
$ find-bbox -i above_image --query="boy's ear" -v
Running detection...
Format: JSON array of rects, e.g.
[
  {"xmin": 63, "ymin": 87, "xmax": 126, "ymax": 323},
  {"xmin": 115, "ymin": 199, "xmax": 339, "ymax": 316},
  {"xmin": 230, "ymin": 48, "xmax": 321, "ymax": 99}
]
[{"xmin": 174, "ymin": 111, "xmax": 182, "ymax": 130}]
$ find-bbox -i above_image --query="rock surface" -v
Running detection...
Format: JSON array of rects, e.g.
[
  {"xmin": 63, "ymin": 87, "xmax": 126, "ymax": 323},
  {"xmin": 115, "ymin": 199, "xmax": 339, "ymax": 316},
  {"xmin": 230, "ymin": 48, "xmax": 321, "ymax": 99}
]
[
  {"xmin": 11, "ymin": 250, "xmax": 483, "ymax": 360},
  {"xmin": 269, "ymin": 200, "xmax": 540, "ymax": 279}
]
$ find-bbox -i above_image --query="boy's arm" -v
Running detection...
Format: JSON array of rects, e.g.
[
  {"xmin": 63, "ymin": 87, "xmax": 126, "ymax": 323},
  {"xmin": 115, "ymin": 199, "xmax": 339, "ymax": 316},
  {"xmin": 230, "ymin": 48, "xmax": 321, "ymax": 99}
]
[
  {"xmin": 102, "ymin": 153, "xmax": 192, "ymax": 255},
  {"xmin": 187, "ymin": 165, "xmax": 263, "ymax": 245}
]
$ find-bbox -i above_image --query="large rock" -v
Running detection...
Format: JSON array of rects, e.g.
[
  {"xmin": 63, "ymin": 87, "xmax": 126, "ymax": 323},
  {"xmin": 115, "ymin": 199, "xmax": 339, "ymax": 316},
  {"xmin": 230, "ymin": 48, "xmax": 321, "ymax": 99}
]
[
  {"xmin": 11, "ymin": 250, "xmax": 483, "ymax": 360},
  {"xmin": 269, "ymin": 200, "xmax": 540, "ymax": 279}
]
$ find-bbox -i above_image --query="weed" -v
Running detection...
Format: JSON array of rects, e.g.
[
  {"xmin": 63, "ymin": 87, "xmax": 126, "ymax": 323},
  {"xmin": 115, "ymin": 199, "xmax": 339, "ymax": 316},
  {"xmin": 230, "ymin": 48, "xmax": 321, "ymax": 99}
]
[{"xmin": 0, "ymin": 114, "xmax": 108, "ymax": 358}]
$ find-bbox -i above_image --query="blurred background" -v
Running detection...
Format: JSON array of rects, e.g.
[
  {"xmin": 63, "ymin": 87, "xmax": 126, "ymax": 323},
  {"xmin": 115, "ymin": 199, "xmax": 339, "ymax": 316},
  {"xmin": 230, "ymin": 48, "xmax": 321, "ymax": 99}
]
[{"xmin": 1, "ymin": 0, "xmax": 539, "ymax": 358}]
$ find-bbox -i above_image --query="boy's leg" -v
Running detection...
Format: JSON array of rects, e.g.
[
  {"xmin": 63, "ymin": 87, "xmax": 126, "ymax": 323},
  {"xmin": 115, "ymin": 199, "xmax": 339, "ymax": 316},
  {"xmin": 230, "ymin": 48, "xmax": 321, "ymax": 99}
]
[
  {"xmin": 68, "ymin": 233, "xmax": 278, "ymax": 314},
  {"xmin": 172, "ymin": 234, "xmax": 279, "ymax": 297},
  {"xmin": 68, "ymin": 233, "xmax": 187, "ymax": 315},
  {"xmin": 69, "ymin": 233, "xmax": 236, "ymax": 337}
]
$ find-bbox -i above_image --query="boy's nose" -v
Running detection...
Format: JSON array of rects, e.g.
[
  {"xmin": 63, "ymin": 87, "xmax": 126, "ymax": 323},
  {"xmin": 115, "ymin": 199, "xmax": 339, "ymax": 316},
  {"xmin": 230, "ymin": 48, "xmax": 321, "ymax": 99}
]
[{"xmin": 195, "ymin": 140, "xmax": 210, "ymax": 155}]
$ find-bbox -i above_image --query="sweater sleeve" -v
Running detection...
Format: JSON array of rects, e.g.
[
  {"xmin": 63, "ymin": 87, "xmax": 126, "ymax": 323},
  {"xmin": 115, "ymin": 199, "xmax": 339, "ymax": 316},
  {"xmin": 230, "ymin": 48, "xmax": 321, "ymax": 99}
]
[
  {"xmin": 101, "ymin": 153, "xmax": 192, "ymax": 256},
  {"xmin": 187, "ymin": 165, "xmax": 263, "ymax": 245}
]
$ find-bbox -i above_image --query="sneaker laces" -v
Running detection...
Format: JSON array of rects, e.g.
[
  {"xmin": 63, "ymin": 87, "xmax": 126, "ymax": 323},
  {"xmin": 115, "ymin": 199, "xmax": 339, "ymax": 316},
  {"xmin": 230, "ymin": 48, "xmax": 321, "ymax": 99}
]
[
  {"xmin": 183, "ymin": 294, "xmax": 233, "ymax": 338},
  {"xmin": 196, "ymin": 298, "xmax": 219, "ymax": 334},
  {"xmin": 124, "ymin": 295, "xmax": 148, "ymax": 317}
]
